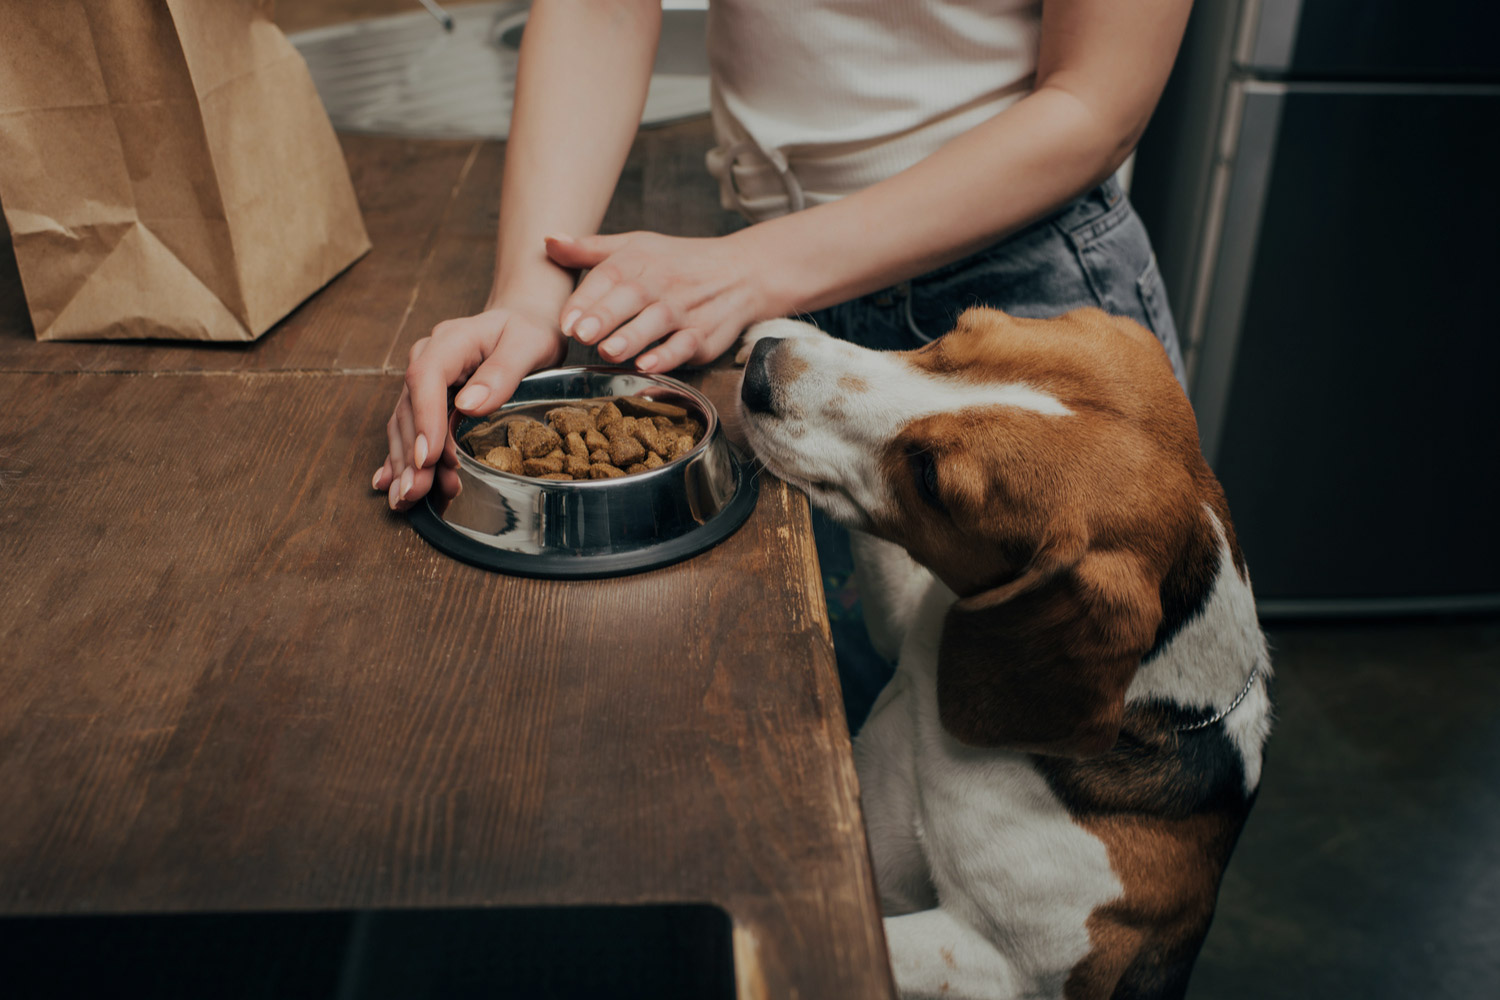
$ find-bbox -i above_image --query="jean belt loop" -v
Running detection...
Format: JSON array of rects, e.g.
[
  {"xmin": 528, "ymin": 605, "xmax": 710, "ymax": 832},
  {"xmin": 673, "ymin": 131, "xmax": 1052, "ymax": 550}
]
[
  {"xmin": 721, "ymin": 140, "xmax": 806, "ymax": 216},
  {"xmin": 763, "ymin": 148, "xmax": 807, "ymax": 214}
]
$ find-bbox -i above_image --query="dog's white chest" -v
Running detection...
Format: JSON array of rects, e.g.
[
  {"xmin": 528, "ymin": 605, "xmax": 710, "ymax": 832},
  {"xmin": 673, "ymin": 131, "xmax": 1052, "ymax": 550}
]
[{"xmin": 865, "ymin": 586, "xmax": 1125, "ymax": 983}]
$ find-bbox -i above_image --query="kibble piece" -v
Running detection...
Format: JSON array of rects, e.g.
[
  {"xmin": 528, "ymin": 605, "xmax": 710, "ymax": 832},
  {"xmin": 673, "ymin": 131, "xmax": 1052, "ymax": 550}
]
[
  {"xmin": 643, "ymin": 451, "xmax": 665, "ymax": 469},
  {"xmin": 510, "ymin": 422, "xmax": 563, "ymax": 459},
  {"xmin": 588, "ymin": 463, "xmax": 627, "ymax": 480},
  {"xmin": 537, "ymin": 472, "xmax": 574, "ymax": 481},
  {"xmin": 602, "ymin": 421, "xmax": 637, "ymax": 450},
  {"xmin": 480, "ymin": 445, "xmax": 523, "ymax": 474},
  {"xmin": 652, "ymin": 416, "xmax": 675, "ymax": 430},
  {"xmin": 631, "ymin": 419, "xmax": 665, "ymax": 454},
  {"xmin": 681, "ymin": 418, "xmax": 702, "ymax": 440},
  {"xmin": 583, "ymin": 427, "xmax": 609, "ymax": 451},
  {"xmin": 523, "ymin": 453, "xmax": 566, "ymax": 475},
  {"xmin": 626, "ymin": 462, "xmax": 648, "ymax": 475},
  {"xmin": 564, "ymin": 432, "xmax": 589, "ymax": 460},
  {"xmin": 665, "ymin": 434, "xmax": 695, "ymax": 460},
  {"xmin": 591, "ymin": 401, "xmax": 623, "ymax": 430},
  {"xmin": 608, "ymin": 435, "xmax": 646, "ymax": 467},
  {"xmin": 547, "ymin": 406, "xmax": 594, "ymax": 436},
  {"xmin": 563, "ymin": 454, "xmax": 591, "ymax": 478},
  {"xmin": 463, "ymin": 414, "xmax": 537, "ymax": 454},
  {"xmin": 589, "ymin": 448, "xmax": 611, "ymax": 464}
]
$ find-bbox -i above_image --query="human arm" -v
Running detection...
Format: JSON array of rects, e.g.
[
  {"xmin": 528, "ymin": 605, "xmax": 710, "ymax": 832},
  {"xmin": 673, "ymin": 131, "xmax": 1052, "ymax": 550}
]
[
  {"xmin": 375, "ymin": 0, "xmax": 661, "ymax": 509},
  {"xmin": 547, "ymin": 0, "xmax": 1194, "ymax": 366}
]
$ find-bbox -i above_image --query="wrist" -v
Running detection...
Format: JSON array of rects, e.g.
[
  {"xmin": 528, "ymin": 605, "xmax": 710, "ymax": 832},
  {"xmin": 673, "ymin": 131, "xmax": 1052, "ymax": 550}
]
[
  {"xmin": 486, "ymin": 257, "xmax": 576, "ymax": 320},
  {"xmin": 727, "ymin": 223, "xmax": 803, "ymax": 320}
]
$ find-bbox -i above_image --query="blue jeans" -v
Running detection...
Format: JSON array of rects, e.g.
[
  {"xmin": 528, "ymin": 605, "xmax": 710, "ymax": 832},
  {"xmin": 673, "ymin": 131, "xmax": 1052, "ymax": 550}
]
[
  {"xmin": 800, "ymin": 176, "xmax": 1187, "ymax": 732},
  {"xmin": 807, "ymin": 175, "xmax": 1188, "ymax": 386}
]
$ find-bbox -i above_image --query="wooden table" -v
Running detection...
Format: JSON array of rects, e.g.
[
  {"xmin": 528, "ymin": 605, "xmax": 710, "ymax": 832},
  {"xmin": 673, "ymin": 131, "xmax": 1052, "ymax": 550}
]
[{"xmin": 0, "ymin": 124, "xmax": 894, "ymax": 998}]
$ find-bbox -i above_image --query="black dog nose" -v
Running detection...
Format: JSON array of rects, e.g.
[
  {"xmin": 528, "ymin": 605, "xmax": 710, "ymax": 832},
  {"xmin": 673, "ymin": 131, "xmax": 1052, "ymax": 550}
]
[{"xmin": 740, "ymin": 336, "xmax": 783, "ymax": 415}]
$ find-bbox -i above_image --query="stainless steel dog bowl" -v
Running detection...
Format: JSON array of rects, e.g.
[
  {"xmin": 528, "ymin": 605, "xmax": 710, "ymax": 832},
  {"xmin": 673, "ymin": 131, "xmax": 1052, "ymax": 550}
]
[{"xmin": 407, "ymin": 367, "xmax": 759, "ymax": 578}]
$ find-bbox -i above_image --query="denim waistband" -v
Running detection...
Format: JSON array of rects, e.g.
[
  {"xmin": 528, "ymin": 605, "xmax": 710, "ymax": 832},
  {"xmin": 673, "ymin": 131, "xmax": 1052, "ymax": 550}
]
[{"xmin": 859, "ymin": 174, "xmax": 1128, "ymax": 301}]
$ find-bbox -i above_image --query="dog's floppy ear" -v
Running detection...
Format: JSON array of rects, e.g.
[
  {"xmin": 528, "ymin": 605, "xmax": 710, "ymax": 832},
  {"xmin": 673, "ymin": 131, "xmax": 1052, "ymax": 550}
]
[{"xmin": 937, "ymin": 538, "xmax": 1162, "ymax": 757}]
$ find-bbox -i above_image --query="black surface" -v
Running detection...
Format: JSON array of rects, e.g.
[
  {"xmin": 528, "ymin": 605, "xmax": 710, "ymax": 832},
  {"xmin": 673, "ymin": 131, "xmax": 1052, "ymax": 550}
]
[
  {"xmin": 1278, "ymin": 0, "xmax": 1500, "ymax": 80},
  {"xmin": 408, "ymin": 457, "xmax": 760, "ymax": 579},
  {"xmin": 810, "ymin": 507, "xmax": 897, "ymax": 735},
  {"xmin": 0, "ymin": 904, "xmax": 735, "ymax": 1000},
  {"xmin": 1213, "ymin": 88, "xmax": 1500, "ymax": 602},
  {"xmin": 1189, "ymin": 616, "xmax": 1500, "ymax": 999}
]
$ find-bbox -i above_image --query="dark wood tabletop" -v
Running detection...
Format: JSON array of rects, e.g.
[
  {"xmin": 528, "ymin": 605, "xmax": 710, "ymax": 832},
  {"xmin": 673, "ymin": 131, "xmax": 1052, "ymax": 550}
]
[{"xmin": 0, "ymin": 122, "xmax": 895, "ymax": 998}]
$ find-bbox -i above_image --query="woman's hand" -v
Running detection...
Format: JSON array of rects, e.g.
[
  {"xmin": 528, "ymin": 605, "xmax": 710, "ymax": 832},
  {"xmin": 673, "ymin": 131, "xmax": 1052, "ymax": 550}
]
[
  {"xmin": 544, "ymin": 231, "xmax": 775, "ymax": 372},
  {"xmin": 372, "ymin": 301, "xmax": 567, "ymax": 511}
]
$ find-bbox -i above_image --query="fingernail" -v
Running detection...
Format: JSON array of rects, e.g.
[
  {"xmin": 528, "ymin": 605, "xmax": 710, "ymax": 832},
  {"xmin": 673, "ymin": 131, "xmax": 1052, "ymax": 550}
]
[
  {"xmin": 372, "ymin": 467, "xmax": 384, "ymax": 490},
  {"xmin": 575, "ymin": 317, "xmax": 599, "ymax": 341},
  {"xmin": 388, "ymin": 480, "xmax": 401, "ymax": 509},
  {"xmin": 637, "ymin": 354, "xmax": 657, "ymax": 370},
  {"xmin": 601, "ymin": 337, "xmax": 622, "ymax": 357},
  {"xmin": 414, "ymin": 434, "xmax": 429, "ymax": 468},
  {"xmin": 400, "ymin": 467, "xmax": 414, "ymax": 500},
  {"xmin": 455, "ymin": 384, "xmax": 487, "ymax": 410},
  {"xmin": 561, "ymin": 309, "xmax": 581, "ymax": 335}
]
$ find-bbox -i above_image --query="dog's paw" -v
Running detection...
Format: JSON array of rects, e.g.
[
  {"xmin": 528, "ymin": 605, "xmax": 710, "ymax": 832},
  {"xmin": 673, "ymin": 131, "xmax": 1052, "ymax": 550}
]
[{"xmin": 733, "ymin": 318, "xmax": 826, "ymax": 366}]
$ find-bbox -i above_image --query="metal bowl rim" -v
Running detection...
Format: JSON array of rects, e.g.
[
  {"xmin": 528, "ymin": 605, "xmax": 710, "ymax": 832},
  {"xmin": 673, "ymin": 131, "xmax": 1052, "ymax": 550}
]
[{"xmin": 452, "ymin": 366, "xmax": 721, "ymax": 489}]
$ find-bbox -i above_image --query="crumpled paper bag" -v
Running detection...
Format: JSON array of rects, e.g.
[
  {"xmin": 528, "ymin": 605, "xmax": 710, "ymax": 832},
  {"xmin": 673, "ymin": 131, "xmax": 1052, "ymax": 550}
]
[{"xmin": 0, "ymin": 0, "xmax": 370, "ymax": 341}]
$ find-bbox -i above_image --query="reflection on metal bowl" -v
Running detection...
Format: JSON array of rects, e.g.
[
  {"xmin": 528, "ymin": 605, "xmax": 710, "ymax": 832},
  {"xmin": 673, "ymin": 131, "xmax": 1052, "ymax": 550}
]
[{"xmin": 408, "ymin": 368, "xmax": 759, "ymax": 578}]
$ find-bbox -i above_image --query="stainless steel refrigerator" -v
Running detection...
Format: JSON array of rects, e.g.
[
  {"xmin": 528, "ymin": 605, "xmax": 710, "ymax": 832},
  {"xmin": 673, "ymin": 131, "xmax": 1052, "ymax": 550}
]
[{"xmin": 1133, "ymin": 0, "xmax": 1500, "ymax": 616}]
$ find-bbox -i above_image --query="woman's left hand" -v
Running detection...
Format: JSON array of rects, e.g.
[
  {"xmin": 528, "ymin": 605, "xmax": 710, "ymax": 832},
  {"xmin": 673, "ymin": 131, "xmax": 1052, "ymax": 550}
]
[{"xmin": 544, "ymin": 231, "xmax": 774, "ymax": 372}]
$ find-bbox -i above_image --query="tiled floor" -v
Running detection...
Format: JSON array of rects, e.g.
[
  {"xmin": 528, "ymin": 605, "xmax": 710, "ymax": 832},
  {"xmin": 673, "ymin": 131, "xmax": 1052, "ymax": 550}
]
[{"xmin": 817, "ymin": 518, "xmax": 1500, "ymax": 998}]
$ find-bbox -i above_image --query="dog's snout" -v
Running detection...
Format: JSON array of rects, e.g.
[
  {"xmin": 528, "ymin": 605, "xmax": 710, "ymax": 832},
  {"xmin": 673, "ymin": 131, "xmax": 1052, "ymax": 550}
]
[{"xmin": 740, "ymin": 336, "xmax": 783, "ymax": 415}]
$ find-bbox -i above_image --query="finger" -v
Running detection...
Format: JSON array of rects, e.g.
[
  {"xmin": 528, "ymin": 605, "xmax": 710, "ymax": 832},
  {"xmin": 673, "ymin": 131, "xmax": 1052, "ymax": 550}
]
[
  {"xmin": 386, "ymin": 408, "xmax": 408, "ymax": 481},
  {"xmin": 545, "ymin": 233, "xmax": 626, "ymax": 271},
  {"xmin": 636, "ymin": 328, "xmax": 704, "ymax": 374},
  {"xmin": 599, "ymin": 301, "xmax": 676, "ymax": 364},
  {"xmin": 571, "ymin": 281, "xmax": 651, "ymax": 346},
  {"xmin": 407, "ymin": 319, "xmax": 500, "ymax": 457},
  {"xmin": 461, "ymin": 329, "xmax": 564, "ymax": 418},
  {"xmin": 439, "ymin": 430, "xmax": 460, "ymax": 469},
  {"xmin": 559, "ymin": 263, "xmax": 626, "ymax": 339},
  {"xmin": 436, "ymin": 465, "xmax": 462, "ymax": 501},
  {"xmin": 392, "ymin": 463, "xmax": 435, "ymax": 511},
  {"xmin": 395, "ymin": 396, "xmax": 418, "ymax": 475}
]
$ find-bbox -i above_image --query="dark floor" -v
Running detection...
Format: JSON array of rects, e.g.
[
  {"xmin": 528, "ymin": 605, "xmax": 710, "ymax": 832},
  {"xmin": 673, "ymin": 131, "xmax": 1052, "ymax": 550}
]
[
  {"xmin": 814, "ymin": 515, "xmax": 1500, "ymax": 999},
  {"xmin": 1192, "ymin": 615, "xmax": 1500, "ymax": 1000}
]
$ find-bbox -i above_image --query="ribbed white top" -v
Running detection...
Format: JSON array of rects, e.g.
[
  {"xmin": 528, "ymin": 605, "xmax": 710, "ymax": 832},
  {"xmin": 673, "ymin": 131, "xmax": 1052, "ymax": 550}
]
[{"xmin": 705, "ymin": 0, "xmax": 1043, "ymax": 220}]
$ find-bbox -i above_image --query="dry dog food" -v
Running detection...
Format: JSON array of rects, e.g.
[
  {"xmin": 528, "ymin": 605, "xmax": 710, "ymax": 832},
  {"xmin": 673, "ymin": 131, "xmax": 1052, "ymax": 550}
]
[{"xmin": 462, "ymin": 396, "xmax": 703, "ymax": 480}]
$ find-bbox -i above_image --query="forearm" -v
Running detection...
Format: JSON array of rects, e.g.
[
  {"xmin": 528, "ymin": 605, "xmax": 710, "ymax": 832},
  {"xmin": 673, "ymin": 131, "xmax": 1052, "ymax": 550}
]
[
  {"xmin": 737, "ymin": 0, "xmax": 1193, "ymax": 316},
  {"xmin": 488, "ymin": 0, "xmax": 661, "ymax": 311},
  {"xmin": 736, "ymin": 86, "xmax": 1124, "ymax": 314}
]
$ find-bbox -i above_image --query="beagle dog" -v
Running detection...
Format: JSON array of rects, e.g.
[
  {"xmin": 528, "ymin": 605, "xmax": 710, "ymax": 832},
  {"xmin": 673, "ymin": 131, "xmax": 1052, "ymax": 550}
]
[{"xmin": 737, "ymin": 308, "xmax": 1272, "ymax": 1000}]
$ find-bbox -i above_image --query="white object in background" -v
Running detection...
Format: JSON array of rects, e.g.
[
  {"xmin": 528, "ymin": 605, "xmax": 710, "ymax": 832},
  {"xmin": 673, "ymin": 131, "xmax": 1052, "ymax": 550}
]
[{"xmin": 288, "ymin": 1, "xmax": 711, "ymax": 141}]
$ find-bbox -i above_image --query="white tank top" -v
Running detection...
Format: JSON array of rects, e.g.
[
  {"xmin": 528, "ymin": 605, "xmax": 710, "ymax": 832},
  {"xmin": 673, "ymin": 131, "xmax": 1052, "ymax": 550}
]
[{"xmin": 705, "ymin": 0, "xmax": 1043, "ymax": 222}]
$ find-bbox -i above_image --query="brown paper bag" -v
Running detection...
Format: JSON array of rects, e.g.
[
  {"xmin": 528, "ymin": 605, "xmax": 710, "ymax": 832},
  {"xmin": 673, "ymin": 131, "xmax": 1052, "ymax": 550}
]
[{"xmin": 0, "ymin": 0, "xmax": 371, "ymax": 342}]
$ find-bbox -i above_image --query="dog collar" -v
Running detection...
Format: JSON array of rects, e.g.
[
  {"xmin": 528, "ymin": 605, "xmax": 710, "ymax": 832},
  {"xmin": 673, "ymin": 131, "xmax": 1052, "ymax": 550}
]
[{"xmin": 1175, "ymin": 666, "xmax": 1263, "ymax": 733}]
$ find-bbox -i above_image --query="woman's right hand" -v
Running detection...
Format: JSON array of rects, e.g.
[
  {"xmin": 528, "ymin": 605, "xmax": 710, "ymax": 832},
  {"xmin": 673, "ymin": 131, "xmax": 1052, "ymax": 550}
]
[{"xmin": 373, "ymin": 300, "xmax": 567, "ymax": 511}]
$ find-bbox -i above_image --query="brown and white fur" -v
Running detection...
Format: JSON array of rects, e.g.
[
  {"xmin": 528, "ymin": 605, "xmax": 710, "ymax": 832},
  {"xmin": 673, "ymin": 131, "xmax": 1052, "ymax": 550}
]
[{"xmin": 736, "ymin": 308, "xmax": 1272, "ymax": 1000}]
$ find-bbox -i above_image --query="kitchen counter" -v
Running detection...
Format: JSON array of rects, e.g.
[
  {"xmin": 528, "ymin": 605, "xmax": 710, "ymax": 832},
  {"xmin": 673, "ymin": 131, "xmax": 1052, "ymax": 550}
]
[{"xmin": 0, "ymin": 123, "xmax": 894, "ymax": 998}]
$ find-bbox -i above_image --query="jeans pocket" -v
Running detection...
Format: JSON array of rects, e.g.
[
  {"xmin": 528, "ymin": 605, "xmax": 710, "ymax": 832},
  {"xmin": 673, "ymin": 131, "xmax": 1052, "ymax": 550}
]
[
  {"xmin": 902, "ymin": 222, "xmax": 1090, "ymax": 345},
  {"xmin": 1136, "ymin": 253, "xmax": 1172, "ymax": 340},
  {"xmin": 1136, "ymin": 253, "xmax": 1188, "ymax": 386}
]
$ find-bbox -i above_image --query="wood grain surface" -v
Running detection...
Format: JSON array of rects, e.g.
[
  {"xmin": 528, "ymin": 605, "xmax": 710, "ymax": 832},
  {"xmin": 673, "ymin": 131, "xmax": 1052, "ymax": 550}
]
[
  {"xmin": 0, "ymin": 370, "xmax": 891, "ymax": 995},
  {"xmin": 0, "ymin": 110, "xmax": 895, "ymax": 998}
]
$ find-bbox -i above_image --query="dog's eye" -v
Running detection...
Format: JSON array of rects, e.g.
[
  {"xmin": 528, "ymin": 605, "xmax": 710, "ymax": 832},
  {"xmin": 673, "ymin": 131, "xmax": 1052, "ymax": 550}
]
[{"xmin": 910, "ymin": 451, "xmax": 944, "ymax": 511}]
